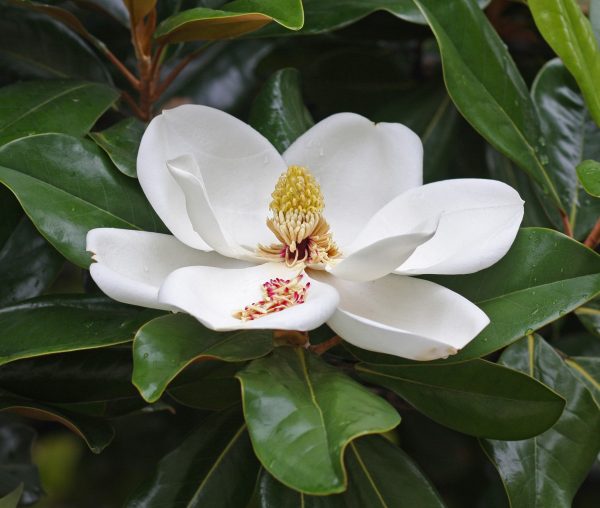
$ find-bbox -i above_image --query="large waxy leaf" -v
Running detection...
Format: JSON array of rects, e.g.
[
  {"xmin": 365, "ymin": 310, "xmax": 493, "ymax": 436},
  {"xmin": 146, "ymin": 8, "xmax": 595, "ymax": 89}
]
[
  {"xmin": 0, "ymin": 134, "xmax": 165, "ymax": 267},
  {"xmin": 565, "ymin": 356, "xmax": 600, "ymax": 406},
  {"xmin": 0, "ymin": 391, "xmax": 114, "ymax": 454},
  {"xmin": 0, "ymin": 217, "xmax": 63, "ymax": 306},
  {"xmin": 411, "ymin": 0, "xmax": 563, "ymax": 209},
  {"xmin": 126, "ymin": 408, "xmax": 258, "ymax": 508},
  {"xmin": 0, "ymin": 80, "xmax": 119, "ymax": 147},
  {"xmin": 154, "ymin": 0, "xmax": 304, "ymax": 43},
  {"xmin": 258, "ymin": 435, "xmax": 445, "ymax": 508},
  {"xmin": 577, "ymin": 159, "xmax": 600, "ymax": 197},
  {"xmin": 576, "ymin": 299, "xmax": 600, "ymax": 337},
  {"xmin": 531, "ymin": 59, "xmax": 600, "ymax": 239},
  {"xmin": 132, "ymin": 313, "xmax": 273, "ymax": 403},
  {"xmin": 0, "ymin": 483, "xmax": 23, "ymax": 508},
  {"xmin": 529, "ymin": 0, "xmax": 600, "ymax": 127},
  {"xmin": 351, "ymin": 228, "xmax": 600, "ymax": 365},
  {"xmin": 249, "ymin": 68, "xmax": 313, "ymax": 153},
  {"xmin": 0, "ymin": 295, "xmax": 161, "ymax": 367},
  {"xmin": 357, "ymin": 360, "xmax": 564, "ymax": 439},
  {"xmin": 0, "ymin": 188, "xmax": 21, "ymax": 250},
  {"xmin": 255, "ymin": 0, "xmax": 491, "ymax": 35},
  {"xmin": 0, "ymin": 7, "xmax": 111, "ymax": 82},
  {"xmin": 0, "ymin": 423, "xmax": 41, "ymax": 505},
  {"xmin": 482, "ymin": 335, "xmax": 600, "ymax": 508},
  {"xmin": 89, "ymin": 117, "xmax": 145, "ymax": 178},
  {"xmin": 237, "ymin": 347, "xmax": 400, "ymax": 495}
]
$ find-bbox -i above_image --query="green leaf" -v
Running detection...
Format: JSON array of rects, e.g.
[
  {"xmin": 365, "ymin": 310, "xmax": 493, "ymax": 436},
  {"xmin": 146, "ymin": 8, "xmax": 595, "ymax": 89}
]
[
  {"xmin": 0, "ymin": 295, "xmax": 161, "ymax": 367},
  {"xmin": 126, "ymin": 408, "xmax": 258, "ymax": 508},
  {"xmin": 249, "ymin": 68, "xmax": 313, "ymax": 153},
  {"xmin": 0, "ymin": 188, "xmax": 21, "ymax": 249},
  {"xmin": 351, "ymin": 228, "xmax": 600, "ymax": 364},
  {"xmin": 0, "ymin": 134, "xmax": 165, "ymax": 267},
  {"xmin": 0, "ymin": 391, "xmax": 114, "ymax": 454},
  {"xmin": 0, "ymin": 6, "xmax": 112, "ymax": 82},
  {"xmin": 482, "ymin": 335, "xmax": 600, "ymax": 508},
  {"xmin": 529, "ymin": 0, "xmax": 600, "ymax": 126},
  {"xmin": 259, "ymin": 435, "xmax": 445, "ymax": 508},
  {"xmin": 0, "ymin": 217, "xmax": 63, "ymax": 306},
  {"xmin": 89, "ymin": 117, "xmax": 145, "ymax": 178},
  {"xmin": 576, "ymin": 159, "xmax": 600, "ymax": 197},
  {"xmin": 0, "ymin": 80, "xmax": 119, "ymax": 147},
  {"xmin": 255, "ymin": 0, "xmax": 491, "ymax": 35},
  {"xmin": 576, "ymin": 299, "xmax": 600, "ymax": 337},
  {"xmin": 0, "ymin": 423, "xmax": 41, "ymax": 505},
  {"xmin": 237, "ymin": 347, "xmax": 400, "ymax": 495},
  {"xmin": 565, "ymin": 356, "xmax": 600, "ymax": 406},
  {"xmin": 0, "ymin": 483, "xmax": 23, "ymax": 508},
  {"xmin": 167, "ymin": 361, "xmax": 242, "ymax": 410},
  {"xmin": 132, "ymin": 313, "xmax": 273, "ymax": 403},
  {"xmin": 412, "ymin": 0, "xmax": 564, "ymax": 209},
  {"xmin": 592, "ymin": 0, "xmax": 600, "ymax": 44},
  {"xmin": 531, "ymin": 59, "xmax": 600, "ymax": 239},
  {"xmin": 154, "ymin": 0, "xmax": 304, "ymax": 43},
  {"xmin": 357, "ymin": 360, "xmax": 564, "ymax": 439}
]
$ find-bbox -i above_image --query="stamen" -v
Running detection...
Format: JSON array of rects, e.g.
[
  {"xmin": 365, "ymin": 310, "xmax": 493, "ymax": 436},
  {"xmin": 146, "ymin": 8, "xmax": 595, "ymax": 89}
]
[
  {"xmin": 233, "ymin": 274, "xmax": 310, "ymax": 321},
  {"xmin": 257, "ymin": 165, "xmax": 340, "ymax": 267}
]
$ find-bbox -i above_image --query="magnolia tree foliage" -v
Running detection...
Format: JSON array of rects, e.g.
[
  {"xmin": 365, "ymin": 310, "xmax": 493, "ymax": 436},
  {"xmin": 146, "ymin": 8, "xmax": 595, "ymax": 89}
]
[{"xmin": 0, "ymin": 0, "xmax": 599, "ymax": 507}]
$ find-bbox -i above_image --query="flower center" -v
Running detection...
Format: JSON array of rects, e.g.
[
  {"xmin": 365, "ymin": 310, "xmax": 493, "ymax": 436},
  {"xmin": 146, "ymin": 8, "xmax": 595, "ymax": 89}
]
[
  {"xmin": 258, "ymin": 165, "xmax": 340, "ymax": 267},
  {"xmin": 233, "ymin": 274, "xmax": 310, "ymax": 321}
]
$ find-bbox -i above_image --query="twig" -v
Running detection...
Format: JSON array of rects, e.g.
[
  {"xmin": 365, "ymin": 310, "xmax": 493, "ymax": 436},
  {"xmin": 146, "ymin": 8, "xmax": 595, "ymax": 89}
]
[
  {"xmin": 559, "ymin": 209, "xmax": 574, "ymax": 238},
  {"xmin": 153, "ymin": 44, "xmax": 210, "ymax": 100},
  {"xmin": 121, "ymin": 91, "xmax": 146, "ymax": 120},
  {"xmin": 584, "ymin": 218, "xmax": 600, "ymax": 249},
  {"xmin": 310, "ymin": 336, "xmax": 342, "ymax": 356},
  {"xmin": 103, "ymin": 47, "xmax": 140, "ymax": 89}
]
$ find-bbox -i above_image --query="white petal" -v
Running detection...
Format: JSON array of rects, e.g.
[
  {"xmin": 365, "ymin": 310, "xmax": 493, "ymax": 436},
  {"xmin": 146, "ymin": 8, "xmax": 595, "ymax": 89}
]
[
  {"xmin": 158, "ymin": 263, "xmax": 339, "ymax": 331},
  {"xmin": 87, "ymin": 228, "xmax": 249, "ymax": 310},
  {"xmin": 137, "ymin": 105, "xmax": 286, "ymax": 250},
  {"xmin": 354, "ymin": 178, "xmax": 523, "ymax": 276},
  {"xmin": 283, "ymin": 113, "xmax": 423, "ymax": 248},
  {"xmin": 313, "ymin": 273, "xmax": 489, "ymax": 361}
]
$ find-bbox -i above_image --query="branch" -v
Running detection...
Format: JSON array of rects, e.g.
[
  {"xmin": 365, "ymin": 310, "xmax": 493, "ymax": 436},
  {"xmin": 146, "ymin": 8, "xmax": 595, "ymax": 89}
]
[
  {"xmin": 559, "ymin": 209, "xmax": 574, "ymax": 238},
  {"xmin": 584, "ymin": 218, "xmax": 600, "ymax": 249},
  {"xmin": 310, "ymin": 336, "xmax": 342, "ymax": 356},
  {"xmin": 153, "ymin": 45, "xmax": 210, "ymax": 100}
]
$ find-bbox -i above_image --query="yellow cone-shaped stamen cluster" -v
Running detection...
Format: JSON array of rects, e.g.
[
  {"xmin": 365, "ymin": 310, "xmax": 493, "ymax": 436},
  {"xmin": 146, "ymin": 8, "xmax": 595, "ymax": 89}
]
[{"xmin": 258, "ymin": 165, "xmax": 339, "ymax": 267}]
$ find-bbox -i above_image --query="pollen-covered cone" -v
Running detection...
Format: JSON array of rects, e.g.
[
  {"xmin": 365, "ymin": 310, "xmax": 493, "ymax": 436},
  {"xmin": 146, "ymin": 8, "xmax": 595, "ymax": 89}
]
[{"xmin": 86, "ymin": 105, "xmax": 524, "ymax": 361}]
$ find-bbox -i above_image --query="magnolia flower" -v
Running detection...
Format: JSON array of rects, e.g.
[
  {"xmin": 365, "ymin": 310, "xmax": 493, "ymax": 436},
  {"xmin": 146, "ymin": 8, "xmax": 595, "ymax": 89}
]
[{"xmin": 87, "ymin": 105, "xmax": 523, "ymax": 361}]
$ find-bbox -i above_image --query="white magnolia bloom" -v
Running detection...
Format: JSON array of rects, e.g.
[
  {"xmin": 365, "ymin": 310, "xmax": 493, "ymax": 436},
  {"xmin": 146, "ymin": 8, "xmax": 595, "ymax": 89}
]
[{"xmin": 87, "ymin": 105, "xmax": 524, "ymax": 361}]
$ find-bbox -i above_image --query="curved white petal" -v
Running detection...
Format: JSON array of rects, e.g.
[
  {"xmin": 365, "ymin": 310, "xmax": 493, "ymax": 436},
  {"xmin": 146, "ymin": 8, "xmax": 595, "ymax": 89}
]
[
  {"xmin": 353, "ymin": 178, "xmax": 523, "ymax": 276},
  {"xmin": 283, "ymin": 113, "xmax": 423, "ymax": 248},
  {"xmin": 87, "ymin": 228, "xmax": 249, "ymax": 310},
  {"xmin": 158, "ymin": 263, "xmax": 339, "ymax": 331},
  {"xmin": 328, "ymin": 230, "xmax": 434, "ymax": 282},
  {"xmin": 138, "ymin": 105, "xmax": 286, "ymax": 250},
  {"xmin": 312, "ymin": 273, "xmax": 489, "ymax": 361}
]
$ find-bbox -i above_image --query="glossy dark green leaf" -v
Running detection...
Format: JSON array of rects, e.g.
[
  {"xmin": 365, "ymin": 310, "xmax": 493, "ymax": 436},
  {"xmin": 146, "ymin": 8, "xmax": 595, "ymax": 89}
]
[
  {"xmin": 576, "ymin": 299, "xmax": 600, "ymax": 337},
  {"xmin": 0, "ymin": 80, "xmax": 119, "ymax": 147},
  {"xmin": 0, "ymin": 295, "xmax": 162, "ymax": 367},
  {"xmin": 529, "ymin": 0, "xmax": 600, "ymax": 126},
  {"xmin": 412, "ymin": 0, "xmax": 563, "ymax": 209},
  {"xmin": 0, "ymin": 217, "xmax": 63, "ymax": 306},
  {"xmin": 154, "ymin": 0, "xmax": 304, "ymax": 43},
  {"xmin": 0, "ymin": 422, "xmax": 41, "ymax": 505},
  {"xmin": 0, "ymin": 391, "xmax": 114, "ymax": 453},
  {"xmin": 577, "ymin": 159, "xmax": 600, "ymax": 197},
  {"xmin": 259, "ymin": 435, "xmax": 445, "ymax": 508},
  {"xmin": 0, "ymin": 483, "xmax": 23, "ymax": 508},
  {"xmin": 132, "ymin": 313, "xmax": 273, "ymax": 403},
  {"xmin": 89, "ymin": 117, "xmax": 145, "ymax": 178},
  {"xmin": 0, "ymin": 134, "xmax": 165, "ymax": 267},
  {"xmin": 531, "ymin": 59, "xmax": 600, "ymax": 238},
  {"xmin": 167, "ymin": 361, "xmax": 242, "ymax": 410},
  {"xmin": 237, "ymin": 347, "xmax": 400, "ymax": 495},
  {"xmin": 0, "ymin": 6, "xmax": 111, "ymax": 82},
  {"xmin": 565, "ymin": 356, "xmax": 600, "ymax": 406},
  {"xmin": 0, "ymin": 188, "xmax": 21, "ymax": 250},
  {"xmin": 249, "ymin": 68, "xmax": 313, "ymax": 153},
  {"xmin": 357, "ymin": 360, "xmax": 564, "ymax": 439},
  {"xmin": 351, "ymin": 228, "xmax": 600, "ymax": 365},
  {"xmin": 126, "ymin": 408, "xmax": 258, "ymax": 508},
  {"xmin": 255, "ymin": 0, "xmax": 491, "ymax": 35},
  {"xmin": 482, "ymin": 335, "xmax": 600, "ymax": 508}
]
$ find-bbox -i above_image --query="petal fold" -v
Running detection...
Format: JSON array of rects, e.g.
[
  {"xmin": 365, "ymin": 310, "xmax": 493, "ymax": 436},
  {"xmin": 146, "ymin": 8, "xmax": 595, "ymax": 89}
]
[
  {"xmin": 283, "ymin": 113, "xmax": 423, "ymax": 249},
  {"xmin": 158, "ymin": 263, "xmax": 339, "ymax": 331},
  {"xmin": 313, "ymin": 273, "xmax": 489, "ymax": 361},
  {"xmin": 87, "ymin": 228, "xmax": 248, "ymax": 309}
]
